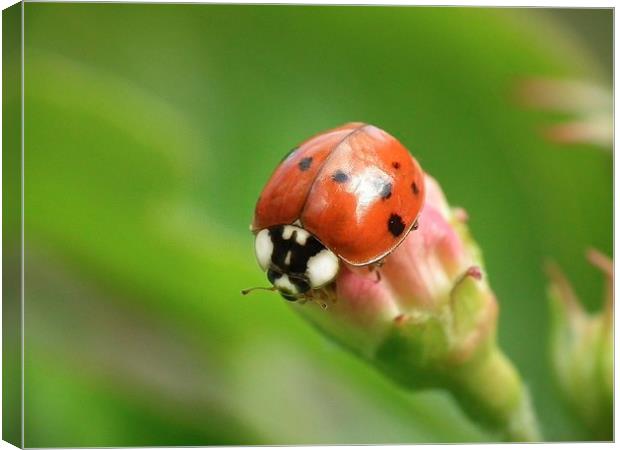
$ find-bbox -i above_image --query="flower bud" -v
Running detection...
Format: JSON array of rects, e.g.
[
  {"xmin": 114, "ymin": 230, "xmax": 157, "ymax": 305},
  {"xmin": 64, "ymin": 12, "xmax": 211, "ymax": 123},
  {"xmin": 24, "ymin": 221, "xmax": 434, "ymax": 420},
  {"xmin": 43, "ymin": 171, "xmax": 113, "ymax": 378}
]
[
  {"xmin": 546, "ymin": 249, "xmax": 613, "ymax": 439},
  {"xmin": 294, "ymin": 174, "xmax": 539, "ymax": 441}
]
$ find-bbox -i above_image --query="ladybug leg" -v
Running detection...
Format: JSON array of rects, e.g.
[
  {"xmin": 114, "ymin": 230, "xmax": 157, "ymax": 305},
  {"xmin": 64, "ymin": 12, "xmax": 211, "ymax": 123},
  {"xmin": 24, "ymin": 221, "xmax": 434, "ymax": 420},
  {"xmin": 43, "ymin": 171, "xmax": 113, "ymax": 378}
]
[
  {"xmin": 368, "ymin": 264, "xmax": 382, "ymax": 283},
  {"xmin": 308, "ymin": 285, "xmax": 337, "ymax": 309},
  {"xmin": 413, "ymin": 218, "xmax": 419, "ymax": 230},
  {"xmin": 297, "ymin": 297, "xmax": 309, "ymax": 305},
  {"xmin": 311, "ymin": 290, "xmax": 329, "ymax": 310},
  {"xmin": 325, "ymin": 284, "xmax": 337, "ymax": 304}
]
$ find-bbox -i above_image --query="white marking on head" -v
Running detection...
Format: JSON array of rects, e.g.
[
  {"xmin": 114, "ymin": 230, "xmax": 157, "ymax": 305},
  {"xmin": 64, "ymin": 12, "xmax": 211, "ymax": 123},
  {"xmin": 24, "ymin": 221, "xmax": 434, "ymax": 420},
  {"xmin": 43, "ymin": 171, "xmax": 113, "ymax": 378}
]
[
  {"xmin": 306, "ymin": 249, "xmax": 340, "ymax": 288},
  {"xmin": 282, "ymin": 225, "xmax": 310, "ymax": 245},
  {"xmin": 254, "ymin": 229, "xmax": 273, "ymax": 271},
  {"xmin": 294, "ymin": 228, "xmax": 309, "ymax": 245},
  {"xmin": 282, "ymin": 225, "xmax": 295, "ymax": 240},
  {"xmin": 274, "ymin": 274, "xmax": 299, "ymax": 294},
  {"xmin": 284, "ymin": 251, "xmax": 292, "ymax": 266}
]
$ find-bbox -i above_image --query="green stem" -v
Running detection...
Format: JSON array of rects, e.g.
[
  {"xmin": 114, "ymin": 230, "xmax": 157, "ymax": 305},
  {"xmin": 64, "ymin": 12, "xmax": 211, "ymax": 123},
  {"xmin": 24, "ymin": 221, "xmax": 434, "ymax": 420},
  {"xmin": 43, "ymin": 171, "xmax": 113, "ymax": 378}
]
[{"xmin": 449, "ymin": 347, "xmax": 541, "ymax": 442}]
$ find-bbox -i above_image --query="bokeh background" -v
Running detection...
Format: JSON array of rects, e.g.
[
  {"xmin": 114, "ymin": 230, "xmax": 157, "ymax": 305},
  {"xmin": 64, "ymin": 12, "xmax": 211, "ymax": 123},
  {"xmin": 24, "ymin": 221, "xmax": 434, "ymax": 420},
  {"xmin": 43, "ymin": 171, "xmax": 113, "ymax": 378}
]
[{"xmin": 8, "ymin": 4, "xmax": 614, "ymax": 446}]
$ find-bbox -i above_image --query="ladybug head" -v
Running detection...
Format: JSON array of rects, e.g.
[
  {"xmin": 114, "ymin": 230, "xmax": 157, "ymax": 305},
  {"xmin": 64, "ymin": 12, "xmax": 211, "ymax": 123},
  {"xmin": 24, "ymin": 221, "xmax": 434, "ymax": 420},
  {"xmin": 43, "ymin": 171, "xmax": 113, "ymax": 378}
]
[{"xmin": 245, "ymin": 224, "xmax": 340, "ymax": 302}]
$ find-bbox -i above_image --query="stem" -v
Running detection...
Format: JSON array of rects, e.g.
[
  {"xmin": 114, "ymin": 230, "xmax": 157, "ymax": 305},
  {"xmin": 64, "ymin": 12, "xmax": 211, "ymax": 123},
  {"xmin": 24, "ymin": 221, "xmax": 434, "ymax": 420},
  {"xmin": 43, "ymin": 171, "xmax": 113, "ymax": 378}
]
[{"xmin": 450, "ymin": 347, "xmax": 541, "ymax": 442}]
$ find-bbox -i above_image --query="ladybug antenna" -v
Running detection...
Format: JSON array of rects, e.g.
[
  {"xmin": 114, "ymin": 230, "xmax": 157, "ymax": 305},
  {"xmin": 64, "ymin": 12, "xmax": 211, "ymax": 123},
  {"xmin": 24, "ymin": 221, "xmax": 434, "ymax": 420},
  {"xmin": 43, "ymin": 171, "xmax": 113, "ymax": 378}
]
[{"xmin": 241, "ymin": 286, "xmax": 278, "ymax": 296}]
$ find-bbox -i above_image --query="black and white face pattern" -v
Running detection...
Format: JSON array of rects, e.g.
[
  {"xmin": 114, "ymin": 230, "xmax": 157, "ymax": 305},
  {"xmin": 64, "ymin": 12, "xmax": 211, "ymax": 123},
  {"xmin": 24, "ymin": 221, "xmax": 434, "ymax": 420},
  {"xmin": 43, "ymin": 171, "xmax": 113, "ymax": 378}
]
[{"xmin": 254, "ymin": 224, "xmax": 340, "ymax": 301}]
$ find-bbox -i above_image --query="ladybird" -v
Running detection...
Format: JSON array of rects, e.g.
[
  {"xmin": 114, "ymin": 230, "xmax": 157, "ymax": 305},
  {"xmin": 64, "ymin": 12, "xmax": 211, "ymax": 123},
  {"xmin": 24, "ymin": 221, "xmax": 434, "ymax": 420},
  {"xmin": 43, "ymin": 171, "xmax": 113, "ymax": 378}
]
[{"xmin": 245, "ymin": 122, "xmax": 426, "ymax": 303}]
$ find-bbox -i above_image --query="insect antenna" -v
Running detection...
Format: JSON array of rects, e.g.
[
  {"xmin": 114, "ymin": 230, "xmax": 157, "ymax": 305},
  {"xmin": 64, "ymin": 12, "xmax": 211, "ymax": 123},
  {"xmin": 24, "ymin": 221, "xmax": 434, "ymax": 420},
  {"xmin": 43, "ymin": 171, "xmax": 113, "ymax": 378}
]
[{"xmin": 241, "ymin": 286, "xmax": 278, "ymax": 296}]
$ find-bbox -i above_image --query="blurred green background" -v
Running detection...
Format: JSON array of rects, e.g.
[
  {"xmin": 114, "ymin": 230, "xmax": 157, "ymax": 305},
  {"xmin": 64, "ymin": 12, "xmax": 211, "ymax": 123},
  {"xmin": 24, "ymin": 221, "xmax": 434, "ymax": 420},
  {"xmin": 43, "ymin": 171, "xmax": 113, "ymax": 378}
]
[{"xmin": 12, "ymin": 4, "xmax": 613, "ymax": 446}]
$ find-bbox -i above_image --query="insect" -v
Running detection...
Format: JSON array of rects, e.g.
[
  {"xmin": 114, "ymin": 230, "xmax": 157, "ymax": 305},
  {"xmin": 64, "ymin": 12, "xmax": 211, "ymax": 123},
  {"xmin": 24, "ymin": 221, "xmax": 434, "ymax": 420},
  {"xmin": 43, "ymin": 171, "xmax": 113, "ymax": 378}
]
[{"xmin": 243, "ymin": 122, "xmax": 425, "ymax": 305}]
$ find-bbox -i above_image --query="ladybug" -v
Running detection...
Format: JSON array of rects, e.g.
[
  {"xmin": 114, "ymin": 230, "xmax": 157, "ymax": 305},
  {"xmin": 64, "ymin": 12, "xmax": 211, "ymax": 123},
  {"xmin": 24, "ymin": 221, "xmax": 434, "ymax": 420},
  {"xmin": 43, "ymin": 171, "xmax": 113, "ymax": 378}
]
[{"xmin": 245, "ymin": 122, "xmax": 425, "ymax": 303}]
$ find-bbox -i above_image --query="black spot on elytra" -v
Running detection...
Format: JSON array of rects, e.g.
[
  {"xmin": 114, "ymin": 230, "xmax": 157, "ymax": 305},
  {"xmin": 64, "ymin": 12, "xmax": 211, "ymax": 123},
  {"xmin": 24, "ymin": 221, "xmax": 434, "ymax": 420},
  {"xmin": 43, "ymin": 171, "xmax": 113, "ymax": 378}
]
[
  {"xmin": 412, "ymin": 181, "xmax": 419, "ymax": 195},
  {"xmin": 380, "ymin": 182, "xmax": 392, "ymax": 199},
  {"xmin": 392, "ymin": 161, "xmax": 400, "ymax": 169},
  {"xmin": 387, "ymin": 214, "xmax": 406, "ymax": 237},
  {"xmin": 331, "ymin": 170, "xmax": 349, "ymax": 183},
  {"xmin": 298, "ymin": 157, "xmax": 313, "ymax": 171}
]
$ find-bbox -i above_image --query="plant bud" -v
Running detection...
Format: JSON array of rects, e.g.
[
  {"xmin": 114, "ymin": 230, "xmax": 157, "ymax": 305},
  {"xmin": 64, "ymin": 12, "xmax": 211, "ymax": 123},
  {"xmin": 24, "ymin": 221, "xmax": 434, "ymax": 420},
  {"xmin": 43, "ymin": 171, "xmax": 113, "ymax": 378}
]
[{"xmin": 294, "ymin": 173, "xmax": 539, "ymax": 441}]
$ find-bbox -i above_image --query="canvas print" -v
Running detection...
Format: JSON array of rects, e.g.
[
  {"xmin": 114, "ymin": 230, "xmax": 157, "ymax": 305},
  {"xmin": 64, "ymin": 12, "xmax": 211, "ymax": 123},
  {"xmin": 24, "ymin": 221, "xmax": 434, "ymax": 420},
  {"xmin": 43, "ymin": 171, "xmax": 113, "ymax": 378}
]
[{"xmin": 2, "ymin": 3, "xmax": 613, "ymax": 446}]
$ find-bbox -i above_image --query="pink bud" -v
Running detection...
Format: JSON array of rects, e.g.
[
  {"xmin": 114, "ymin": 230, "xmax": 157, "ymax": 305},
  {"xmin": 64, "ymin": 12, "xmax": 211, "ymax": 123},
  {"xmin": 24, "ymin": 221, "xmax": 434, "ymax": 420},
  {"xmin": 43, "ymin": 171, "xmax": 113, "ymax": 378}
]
[
  {"xmin": 294, "ymin": 172, "xmax": 538, "ymax": 441},
  {"xmin": 300, "ymin": 173, "xmax": 493, "ymax": 355},
  {"xmin": 335, "ymin": 174, "xmax": 484, "ymax": 319}
]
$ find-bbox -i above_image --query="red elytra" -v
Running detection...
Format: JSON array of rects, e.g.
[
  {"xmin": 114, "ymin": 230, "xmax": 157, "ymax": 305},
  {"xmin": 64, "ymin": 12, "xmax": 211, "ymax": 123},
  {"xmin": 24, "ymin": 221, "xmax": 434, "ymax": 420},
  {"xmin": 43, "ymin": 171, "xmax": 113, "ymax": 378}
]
[{"xmin": 252, "ymin": 123, "xmax": 426, "ymax": 266}]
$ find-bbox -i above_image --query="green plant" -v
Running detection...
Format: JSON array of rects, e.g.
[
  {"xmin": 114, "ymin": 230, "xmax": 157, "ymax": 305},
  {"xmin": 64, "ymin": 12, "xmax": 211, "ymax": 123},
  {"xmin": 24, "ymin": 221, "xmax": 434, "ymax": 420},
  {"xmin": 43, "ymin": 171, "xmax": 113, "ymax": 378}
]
[{"xmin": 19, "ymin": 5, "xmax": 611, "ymax": 445}]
